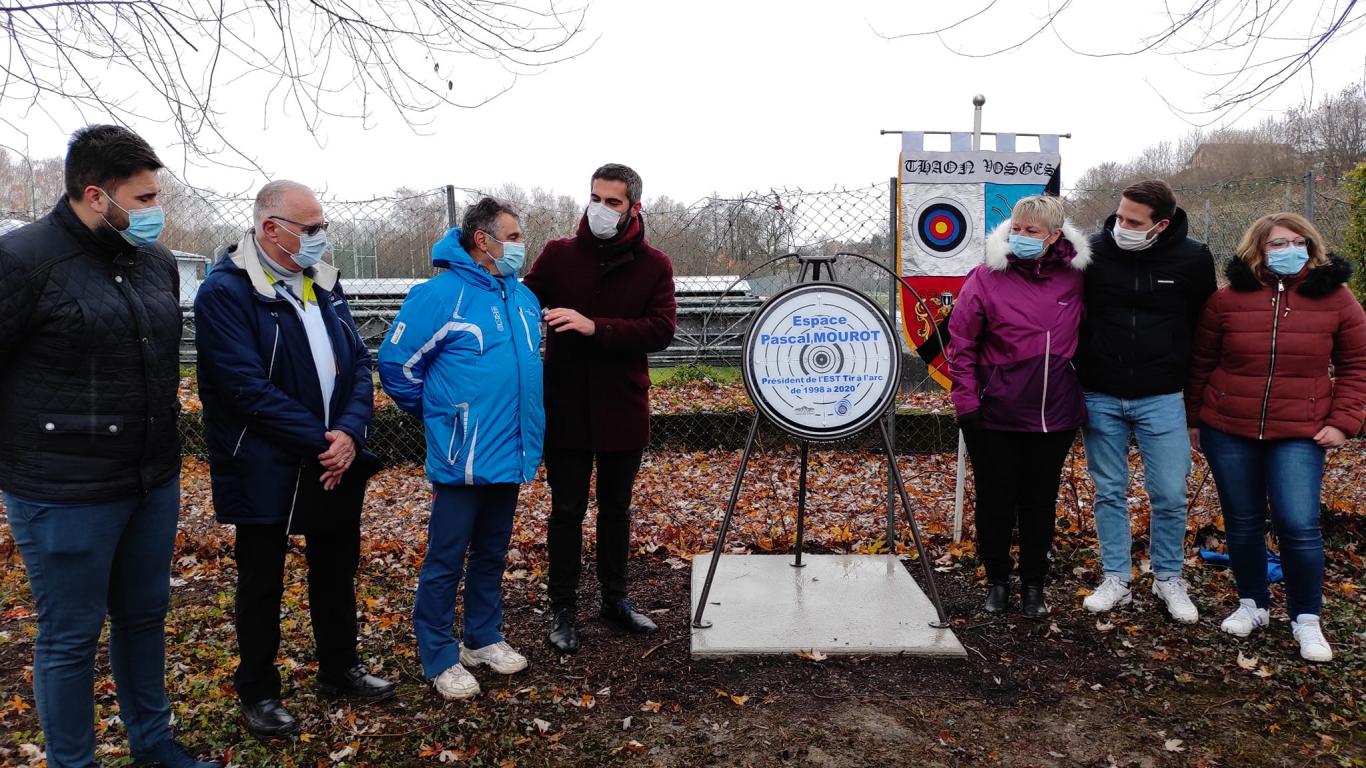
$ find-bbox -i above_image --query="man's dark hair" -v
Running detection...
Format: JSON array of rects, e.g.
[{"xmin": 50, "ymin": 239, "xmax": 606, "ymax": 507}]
[
  {"xmin": 1120, "ymin": 179, "xmax": 1177, "ymax": 223},
  {"xmin": 591, "ymin": 163, "xmax": 643, "ymax": 207},
  {"xmin": 459, "ymin": 197, "xmax": 519, "ymax": 252},
  {"xmin": 64, "ymin": 125, "xmax": 164, "ymax": 200}
]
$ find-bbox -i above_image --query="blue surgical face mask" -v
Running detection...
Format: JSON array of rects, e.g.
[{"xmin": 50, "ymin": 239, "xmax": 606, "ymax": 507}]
[
  {"xmin": 495, "ymin": 240, "xmax": 526, "ymax": 277},
  {"xmin": 100, "ymin": 188, "xmax": 165, "ymax": 246},
  {"xmin": 1266, "ymin": 246, "xmax": 1309, "ymax": 276},
  {"xmin": 277, "ymin": 224, "xmax": 329, "ymax": 269},
  {"xmin": 1008, "ymin": 233, "xmax": 1047, "ymax": 260}
]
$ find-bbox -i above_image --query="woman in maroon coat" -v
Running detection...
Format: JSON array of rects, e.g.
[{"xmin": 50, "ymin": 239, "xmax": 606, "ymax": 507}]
[{"xmin": 1187, "ymin": 212, "xmax": 1366, "ymax": 662}]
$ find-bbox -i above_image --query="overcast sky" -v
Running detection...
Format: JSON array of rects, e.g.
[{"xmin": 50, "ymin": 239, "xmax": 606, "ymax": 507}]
[{"xmin": 3, "ymin": 0, "xmax": 1364, "ymax": 203}]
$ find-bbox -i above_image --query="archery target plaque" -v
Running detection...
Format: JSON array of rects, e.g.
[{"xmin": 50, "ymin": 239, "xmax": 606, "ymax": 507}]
[{"xmin": 744, "ymin": 283, "xmax": 901, "ymax": 441}]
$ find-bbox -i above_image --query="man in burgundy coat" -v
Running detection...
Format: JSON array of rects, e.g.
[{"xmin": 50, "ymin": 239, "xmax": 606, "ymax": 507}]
[{"xmin": 523, "ymin": 163, "xmax": 677, "ymax": 653}]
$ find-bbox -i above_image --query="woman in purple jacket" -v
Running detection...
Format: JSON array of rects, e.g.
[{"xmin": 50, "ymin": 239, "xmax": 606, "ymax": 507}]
[{"xmin": 948, "ymin": 195, "xmax": 1091, "ymax": 619}]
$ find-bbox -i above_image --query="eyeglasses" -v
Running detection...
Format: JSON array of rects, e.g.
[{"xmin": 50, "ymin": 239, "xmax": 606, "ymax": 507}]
[
  {"xmin": 1266, "ymin": 237, "xmax": 1308, "ymax": 249},
  {"xmin": 269, "ymin": 215, "xmax": 329, "ymax": 237}
]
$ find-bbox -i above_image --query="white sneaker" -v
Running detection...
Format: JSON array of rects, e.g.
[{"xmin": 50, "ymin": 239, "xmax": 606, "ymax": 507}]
[
  {"xmin": 432, "ymin": 663, "xmax": 480, "ymax": 700},
  {"xmin": 1083, "ymin": 575, "xmax": 1133, "ymax": 613},
  {"xmin": 460, "ymin": 640, "xmax": 528, "ymax": 675},
  {"xmin": 1292, "ymin": 615, "xmax": 1333, "ymax": 662},
  {"xmin": 1152, "ymin": 577, "xmax": 1199, "ymax": 624},
  {"xmin": 1220, "ymin": 599, "xmax": 1269, "ymax": 637}
]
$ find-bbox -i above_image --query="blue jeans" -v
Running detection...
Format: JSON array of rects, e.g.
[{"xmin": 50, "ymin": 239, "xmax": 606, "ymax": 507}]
[
  {"xmin": 414, "ymin": 483, "xmax": 518, "ymax": 679},
  {"xmin": 1200, "ymin": 426, "xmax": 1325, "ymax": 617},
  {"xmin": 1082, "ymin": 392, "xmax": 1191, "ymax": 580},
  {"xmin": 4, "ymin": 478, "xmax": 180, "ymax": 768}
]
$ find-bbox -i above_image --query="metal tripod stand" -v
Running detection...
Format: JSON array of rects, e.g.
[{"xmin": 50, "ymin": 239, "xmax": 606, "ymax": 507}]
[{"xmin": 690, "ymin": 254, "xmax": 949, "ymax": 630}]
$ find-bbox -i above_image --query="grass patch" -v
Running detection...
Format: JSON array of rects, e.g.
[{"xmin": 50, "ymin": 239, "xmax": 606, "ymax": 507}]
[{"xmin": 650, "ymin": 364, "xmax": 741, "ymax": 386}]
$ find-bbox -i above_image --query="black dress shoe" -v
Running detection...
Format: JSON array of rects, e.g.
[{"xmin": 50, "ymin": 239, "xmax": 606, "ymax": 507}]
[
  {"xmin": 548, "ymin": 607, "xmax": 580, "ymax": 654},
  {"xmin": 317, "ymin": 664, "xmax": 397, "ymax": 703},
  {"xmin": 241, "ymin": 699, "xmax": 297, "ymax": 739},
  {"xmin": 983, "ymin": 581, "xmax": 1011, "ymax": 614},
  {"xmin": 1021, "ymin": 584, "xmax": 1050, "ymax": 620},
  {"xmin": 601, "ymin": 598, "xmax": 658, "ymax": 635}
]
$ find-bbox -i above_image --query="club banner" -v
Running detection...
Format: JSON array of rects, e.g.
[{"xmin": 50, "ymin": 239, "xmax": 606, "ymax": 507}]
[{"xmin": 897, "ymin": 133, "xmax": 1062, "ymax": 388}]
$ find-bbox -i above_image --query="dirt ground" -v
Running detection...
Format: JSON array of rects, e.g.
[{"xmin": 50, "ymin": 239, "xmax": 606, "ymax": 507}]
[{"xmin": 1, "ymin": 453, "xmax": 1364, "ymax": 767}]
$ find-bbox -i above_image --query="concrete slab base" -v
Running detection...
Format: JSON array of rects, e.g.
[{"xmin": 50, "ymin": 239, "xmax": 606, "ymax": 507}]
[{"xmin": 689, "ymin": 553, "xmax": 966, "ymax": 658}]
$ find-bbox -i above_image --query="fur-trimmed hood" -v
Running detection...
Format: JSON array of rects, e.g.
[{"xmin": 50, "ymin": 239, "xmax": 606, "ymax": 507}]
[
  {"xmin": 1225, "ymin": 252, "xmax": 1354, "ymax": 298},
  {"xmin": 985, "ymin": 221, "xmax": 1093, "ymax": 272}
]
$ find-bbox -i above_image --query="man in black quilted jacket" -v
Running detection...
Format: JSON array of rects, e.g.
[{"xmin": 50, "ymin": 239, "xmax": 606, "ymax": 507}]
[{"xmin": 0, "ymin": 126, "xmax": 219, "ymax": 768}]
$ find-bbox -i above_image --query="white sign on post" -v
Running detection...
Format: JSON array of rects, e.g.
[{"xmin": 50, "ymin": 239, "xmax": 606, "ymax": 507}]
[{"xmin": 743, "ymin": 283, "xmax": 902, "ymax": 442}]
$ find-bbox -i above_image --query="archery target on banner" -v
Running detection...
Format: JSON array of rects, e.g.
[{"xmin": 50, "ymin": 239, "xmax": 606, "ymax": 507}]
[
  {"xmin": 743, "ymin": 283, "xmax": 901, "ymax": 442},
  {"xmin": 913, "ymin": 197, "xmax": 974, "ymax": 260},
  {"xmin": 899, "ymin": 184, "xmax": 985, "ymax": 277}
]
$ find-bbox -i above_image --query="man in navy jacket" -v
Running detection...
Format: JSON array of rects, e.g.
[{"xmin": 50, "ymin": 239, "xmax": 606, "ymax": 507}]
[{"xmin": 195, "ymin": 180, "xmax": 394, "ymax": 739}]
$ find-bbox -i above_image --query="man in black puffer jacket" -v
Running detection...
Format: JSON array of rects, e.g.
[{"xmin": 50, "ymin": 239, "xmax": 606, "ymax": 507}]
[
  {"xmin": 1074, "ymin": 179, "xmax": 1217, "ymax": 626},
  {"xmin": 0, "ymin": 126, "xmax": 218, "ymax": 767}
]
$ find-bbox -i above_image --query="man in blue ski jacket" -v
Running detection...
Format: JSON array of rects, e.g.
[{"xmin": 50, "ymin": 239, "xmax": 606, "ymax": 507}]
[{"xmin": 377, "ymin": 197, "xmax": 545, "ymax": 701}]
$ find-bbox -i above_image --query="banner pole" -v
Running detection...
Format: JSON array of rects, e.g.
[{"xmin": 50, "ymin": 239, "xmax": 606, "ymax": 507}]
[
  {"xmin": 953, "ymin": 431, "xmax": 967, "ymax": 543},
  {"xmin": 886, "ymin": 176, "xmax": 898, "ymax": 552},
  {"xmin": 955, "ymin": 94, "xmax": 985, "ymax": 543},
  {"xmin": 971, "ymin": 94, "xmax": 985, "ymax": 150}
]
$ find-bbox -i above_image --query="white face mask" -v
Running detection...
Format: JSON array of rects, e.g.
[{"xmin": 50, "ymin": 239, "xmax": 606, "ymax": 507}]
[
  {"xmin": 1112, "ymin": 221, "xmax": 1160, "ymax": 252},
  {"xmin": 586, "ymin": 201, "xmax": 623, "ymax": 240}
]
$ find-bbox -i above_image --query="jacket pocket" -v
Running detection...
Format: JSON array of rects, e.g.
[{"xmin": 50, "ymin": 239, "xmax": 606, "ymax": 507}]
[
  {"xmin": 39, "ymin": 413, "xmax": 126, "ymax": 437},
  {"xmin": 979, "ymin": 366, "xmax": 1002, "ymax": 398},
  {"xmin": 445, "ymin": 403, "xmax": 469, "ymax": 465}
]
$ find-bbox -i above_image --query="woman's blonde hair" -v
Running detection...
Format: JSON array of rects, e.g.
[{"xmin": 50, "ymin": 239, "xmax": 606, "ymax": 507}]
[
  {"xmin": 1010, "ymin": 195, "xmax": 1065, "ymax": 232},
  {"xmin": 1235, "ymin": 212, "xmax": 1329, "ymax": 277}
]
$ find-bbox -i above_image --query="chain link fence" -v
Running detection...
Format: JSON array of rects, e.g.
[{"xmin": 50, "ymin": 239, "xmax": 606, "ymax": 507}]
[{"xmin": 1, "ymin": 173, "xmax": 1354, "ymax": 464}]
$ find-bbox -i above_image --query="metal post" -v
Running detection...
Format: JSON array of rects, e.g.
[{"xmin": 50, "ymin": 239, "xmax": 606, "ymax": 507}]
[
  {"xmin": 793, "ymin": 440, "xmax": 809, "ymax": 568},
  {"xmin": 445, "ymin": 184, "xmax": 458, "ymax": 229},
  {"xmin": 886, "ymin": 176, "xmax": 899, "ymax": 552},
  {"xmin": 971, "ymin": 95, "xmax": 986, "ymax": 150},
  {"xmin": 1203, "ymin": 200, "xmax": 1212, "ymax": 244},
  {"xmin": 692, "ymin": 413, "xmax": 763, "ymax": 629},
  {"xmin": 1304, "ymin": 170, "xmax": 1317, "ymax": 222},
  {"xmin": 953, "ymin": 94, "xmax": 987, "ymax": 545},
  {"xmin": 878, "ymin": 418, "xmax": 949, "ymax": 625},
  {"xmin": 953, "ymin": 432, "xmax": 967, "ymax": 543}
]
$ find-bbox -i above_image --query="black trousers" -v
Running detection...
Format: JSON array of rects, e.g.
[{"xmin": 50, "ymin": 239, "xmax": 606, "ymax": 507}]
[
  {"xmin": 545, "ymin": 448, "xmax": 644, "ymax": 611},
  {"xmin": 233, "ymin": 470, "xmax": 365, "ymax": 704},
  {"xmin": 961, "ymin": 427, "xmax": 1076, "ymax": 585}
]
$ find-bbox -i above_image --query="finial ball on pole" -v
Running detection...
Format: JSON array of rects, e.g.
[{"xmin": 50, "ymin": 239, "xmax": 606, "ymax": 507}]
[{"xmin": 972, "ymin": 94, "xmax": 986, "ymax": 106}]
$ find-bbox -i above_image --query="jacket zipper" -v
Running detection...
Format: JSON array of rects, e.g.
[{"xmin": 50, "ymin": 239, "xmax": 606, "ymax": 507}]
[
  {"xmin": 113, "ymin": 260, "xmax": 155, "ymax": 493},
  {"xmin": 1041, "ymin": 330, "xmax": 1052, "ymax": 433},
  {"xmin": 1129, "ymin": 269, "xmax": 1139, "ymax": 378},
  {"xmin": 1257, "ymin": 280, "xmax": 1285, "ymax": 439},
  {"xmin": 283, "ymin": 464, "xmax": 303, "ymax": 535},
  {"xmin": 267, "ymin": 318, "xmax": 280, "ymax": 377},
  {"xmin": 501, "ymin": 283, "xmax": 528, "ymax": 482}
]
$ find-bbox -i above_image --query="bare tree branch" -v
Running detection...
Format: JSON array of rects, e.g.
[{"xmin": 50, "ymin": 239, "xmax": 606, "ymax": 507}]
[
  {"xmin": 0, "ymin": 0, "xmax": 592, "ymax": 166},
  {"xmin": 874, "ymin": 0, "xmax": 1365, "ymax": 122}
]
